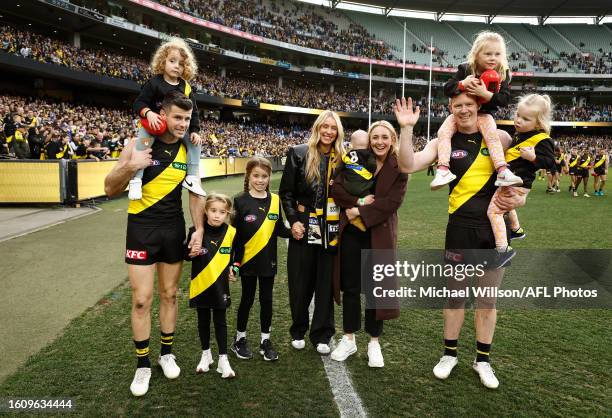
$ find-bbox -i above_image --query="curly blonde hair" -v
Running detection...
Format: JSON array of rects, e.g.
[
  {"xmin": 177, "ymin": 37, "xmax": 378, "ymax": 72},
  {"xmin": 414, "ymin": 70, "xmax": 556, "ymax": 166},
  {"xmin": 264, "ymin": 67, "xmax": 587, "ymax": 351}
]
[
  {"xmin": 467, "ymin": 31, "xmax": 509, "ymax": 82},
  {"xmin": 150, "ymin": 38, "xmax": 198, "ymax": 81}
]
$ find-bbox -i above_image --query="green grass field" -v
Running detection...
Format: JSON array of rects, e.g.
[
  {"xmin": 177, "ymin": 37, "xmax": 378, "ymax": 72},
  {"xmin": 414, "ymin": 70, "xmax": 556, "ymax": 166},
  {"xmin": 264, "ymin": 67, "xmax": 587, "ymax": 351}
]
[{"xmin": 0, "ymin": 172, "xmax": 610, "ymax": 417}]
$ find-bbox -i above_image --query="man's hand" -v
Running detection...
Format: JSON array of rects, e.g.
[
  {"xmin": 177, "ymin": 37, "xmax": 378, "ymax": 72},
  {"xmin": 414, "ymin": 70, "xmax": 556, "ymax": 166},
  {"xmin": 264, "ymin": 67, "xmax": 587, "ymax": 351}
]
[
  {"xmin": 291, "ymin": 221, "xmax": 305, "ymax": 240},
  {"xmin": 190, "ymin": 132, "xmax": 203, "ymax": 145},
  {"xmin": 393, "ymin": 97, "xmax": 420, "ymax": 128},
  {"xmin": 188, "ymin": 228, "xmax": 203, "ymax": 257},
  {"xmin": 128, "ymin": 148, "xmax": 152, "ymax": 171},
  {"xmin": 493, "ymin": 187, "xmax": 522, "ymax": 212},
  {"xmin": 520, "ymin": 146, "xmax": 536, "ymax": 162}
]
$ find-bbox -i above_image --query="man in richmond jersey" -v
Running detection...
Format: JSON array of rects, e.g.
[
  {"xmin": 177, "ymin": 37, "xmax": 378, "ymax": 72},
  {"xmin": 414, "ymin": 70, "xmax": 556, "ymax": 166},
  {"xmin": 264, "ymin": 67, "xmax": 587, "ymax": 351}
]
[
  {"xmin": 395, "ymin": 93, "xmax": 517, "ymax": 390},
  {"xmin": 105, "ymin": 91, "xmax": 204, "ymax": 397}
]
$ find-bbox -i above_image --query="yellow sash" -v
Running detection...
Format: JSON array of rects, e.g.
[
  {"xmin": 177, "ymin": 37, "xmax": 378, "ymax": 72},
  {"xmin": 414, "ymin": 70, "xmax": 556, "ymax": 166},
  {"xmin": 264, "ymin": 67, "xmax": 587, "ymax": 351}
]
[
  {"xmin": 190, "ymin": 225, "xmax": 236, "ymax": 299},
  {"xmin": 242, "ymin": 193, "xmax": 280, "ymax": 265},
  {"xmin": 448, "ymin": 138, "xmax": 493, "ymax": 214},
  {"xmin": 505, "ymin": 132, "xmax": 550, "ymax": 163}
]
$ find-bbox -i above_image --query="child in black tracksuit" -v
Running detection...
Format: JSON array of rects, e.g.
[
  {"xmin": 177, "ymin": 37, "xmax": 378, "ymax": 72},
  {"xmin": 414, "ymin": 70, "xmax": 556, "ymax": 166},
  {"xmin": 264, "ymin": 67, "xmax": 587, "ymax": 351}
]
[
  {"xmin": 230, "ymin": 157, "xmax": 291, "ymax": 361},
  {"xmin": 336, "ymin": 129, "xmax": 377, "ymax": 231},
  {"xmin": 185, "ymin": 193, "xmax": 238, "ymax": 378}
]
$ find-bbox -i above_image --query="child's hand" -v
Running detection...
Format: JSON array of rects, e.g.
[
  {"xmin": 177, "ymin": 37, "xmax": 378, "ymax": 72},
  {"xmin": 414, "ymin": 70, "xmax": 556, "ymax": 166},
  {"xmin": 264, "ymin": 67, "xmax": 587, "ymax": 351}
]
[
  {"xmin": 229, "ymin": 269, "xmax": 237, "ymax": 282},
  {"xmin": 362, "ymin": 194, "xmax": 375, "ymax": 205},
  {"xmin": 188, "ymin": 228, "xmax": 203, "ymax": 257},
  {"xmin": 346, "ymin": 207, "xmax": 360, "ymax": 221},
  {"xmin": 520, "ymin": 146, "xmax": 536, "ymax": 162},
  {"xmin": 146, "ymin": 111, "xmax": 163, "ymax": 130},
  {"xmin": 190, "ymin": 132, "xmax": 202, "ymax": 145},
  {"xmin": 462, "ymin": 76, "xmax": 479, "ymax": 90}
]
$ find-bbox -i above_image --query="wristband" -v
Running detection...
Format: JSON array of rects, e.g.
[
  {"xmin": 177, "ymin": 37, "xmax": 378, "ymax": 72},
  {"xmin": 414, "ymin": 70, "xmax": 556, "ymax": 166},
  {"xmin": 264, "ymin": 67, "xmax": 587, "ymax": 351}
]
[
  {"xmin": 144, "ymin": 109, "xmax": 151, "ymax": 118},
  {"xmin": 358, "ymin": 197, "xmax": 365, "ymax": 206},
  {"xmin": 231, "ymin": 262, "xmax": 240, "ymax": 276},
  {"xmin": 458, "ymin": 81, "xmax": 465, "ymax": 92}
]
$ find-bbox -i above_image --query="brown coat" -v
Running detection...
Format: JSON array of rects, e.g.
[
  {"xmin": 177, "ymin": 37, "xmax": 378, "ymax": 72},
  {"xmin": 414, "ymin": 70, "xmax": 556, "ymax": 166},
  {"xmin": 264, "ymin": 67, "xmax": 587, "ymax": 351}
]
[{"xmin": 331, "ymin": 153, "xmax": 408, "ymax": 321}]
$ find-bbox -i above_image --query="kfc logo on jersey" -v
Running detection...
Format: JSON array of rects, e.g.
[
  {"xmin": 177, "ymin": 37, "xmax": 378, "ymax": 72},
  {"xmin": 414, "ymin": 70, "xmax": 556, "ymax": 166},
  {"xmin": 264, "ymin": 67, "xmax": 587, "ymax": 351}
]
[
  {"xmin": 445, "ymin": 250, "xmax": 464, "ymax": 263},
  {"xmin": 451, "ymin": 150, "xmax": 468, "ymax": 159},
  {"xmin": 126, "ymin": 249, "xmax": 148, "ymax": 260},
  {"xmin": 244, "ymin": 214, "xmax": 257, "ymax": 223}
]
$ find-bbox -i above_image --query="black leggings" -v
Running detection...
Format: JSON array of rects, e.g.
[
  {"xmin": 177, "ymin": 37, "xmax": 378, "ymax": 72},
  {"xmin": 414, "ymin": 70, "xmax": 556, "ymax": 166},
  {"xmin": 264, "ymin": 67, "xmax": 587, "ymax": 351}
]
[
  {"xmin": 197, "ymin": 308, "xmax": 227, "ymax": 354},
  {"xmin": 236, "ymin": 275, "xmax": 274, "ymax": 333}
]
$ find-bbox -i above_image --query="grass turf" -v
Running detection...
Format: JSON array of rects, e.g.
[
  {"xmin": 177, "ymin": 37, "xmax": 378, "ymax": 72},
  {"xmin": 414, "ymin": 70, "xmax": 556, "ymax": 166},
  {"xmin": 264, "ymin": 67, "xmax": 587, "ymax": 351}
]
[{"xmin": 0, "ymin": 172, "xmax": 610, "ymax": 417}]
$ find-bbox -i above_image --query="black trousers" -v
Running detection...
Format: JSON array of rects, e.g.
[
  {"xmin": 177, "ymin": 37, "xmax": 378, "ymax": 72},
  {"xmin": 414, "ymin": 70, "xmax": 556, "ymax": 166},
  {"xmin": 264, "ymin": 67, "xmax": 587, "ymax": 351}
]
[
  {"xmin": 197, "ymin": 308, "xmax": 227, "ymax": 354},
  {"xmin": 287, "ymin": 239, "xmax": 335, "ymax": 346},
  {"xmin": 236, "ymin": 275, "xmax": 274, "ymax": 334},
  {"xmin": 340, "ymin": 225, "xmax": 383, "ymax": 337}
]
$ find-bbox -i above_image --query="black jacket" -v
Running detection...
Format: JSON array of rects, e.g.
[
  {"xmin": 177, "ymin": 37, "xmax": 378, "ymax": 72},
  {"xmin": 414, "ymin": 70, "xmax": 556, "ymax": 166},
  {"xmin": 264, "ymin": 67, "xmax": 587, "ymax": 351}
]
[
  {"xmin": 443, "ymin": 63, "xmax": 512, "ymax": 113},
  {"xmin": 279, "ymin": 143, "xmax": 330, "ymax": 226}
]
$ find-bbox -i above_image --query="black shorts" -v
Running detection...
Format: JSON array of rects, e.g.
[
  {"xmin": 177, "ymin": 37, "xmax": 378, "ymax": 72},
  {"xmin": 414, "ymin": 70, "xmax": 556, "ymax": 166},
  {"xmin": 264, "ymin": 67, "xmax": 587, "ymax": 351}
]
[
  {"xmin": 444, "ymin": 223, "xmax": 508, "ymax": 267},
  {"xmin": 569, "ymin": 167, "xmax": 577, "ymax": 176},
  {"xmin": 125, "ymin": 221, "xmax": 186, "ymax": 265},
  {"xmin": 578, "ymin": 168, "xmax": 589, "ymax": 178}
]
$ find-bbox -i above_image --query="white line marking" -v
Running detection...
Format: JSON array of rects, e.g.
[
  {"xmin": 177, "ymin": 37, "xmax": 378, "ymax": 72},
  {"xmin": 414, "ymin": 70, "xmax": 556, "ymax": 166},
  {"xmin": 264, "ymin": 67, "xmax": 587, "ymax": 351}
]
[{"xmin": 308, "ymin": 300, "xmax": 367, "ymax": 418}]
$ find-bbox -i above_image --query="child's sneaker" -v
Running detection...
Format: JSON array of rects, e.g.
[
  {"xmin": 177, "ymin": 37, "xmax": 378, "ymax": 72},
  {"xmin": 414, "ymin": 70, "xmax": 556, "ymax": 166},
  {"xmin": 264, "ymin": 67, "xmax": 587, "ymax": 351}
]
[
  {"xmin": 495, "ymin": 246, "xmax": 516, "ymax": 268},
  {"xmin": 216, "ymin": 355, "xmax": 235, "ymax": 379},
  {"xmin": 583, "ymin": 193, "xmax": 590, "ymax": 198},
  {"xmin": 196, "ymin": 349, "xmax": 214, "ymax": 373},
  {"xmin": 182, "ymin": 175, "xmax": 207, "ymax": 196},
  {"xmin": 509, "ymin": 227, "xmax": 526, "ymax": 240},
  {"xmin": 494, "ymin": 168, "xmax": 523, "ymax": 187},
  {"xmin": 430, "ymin": 169, "xmax": 457, "ymax": 190},
  {"xmin": 128, "ymin": 178, "xmax": 142, "ymax": 200},
  {"xmin": 231, "ymin": 337, "xmax": 253, "ymax": 360}
]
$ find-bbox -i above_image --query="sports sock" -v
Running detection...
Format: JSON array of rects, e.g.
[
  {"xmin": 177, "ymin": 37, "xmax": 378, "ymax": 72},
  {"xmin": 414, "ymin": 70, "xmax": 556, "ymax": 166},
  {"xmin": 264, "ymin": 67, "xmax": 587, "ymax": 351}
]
[
  {"xmin": 134, "ymin": 339, "xmax": 151, "ymax": 368},
  {"xmin": 261, "ymin": 332, "xmax": 270, "ymax": 344},
  {"xmin": 444, "ymin": 339, "xmax": 458, "ymax": 357},
  {"xmin": 160, "ymin": 332, "xmax": 174, "ymax": 356},
  {"xmin": 476, "ymin": 341, "xmax": 491, "ymax": 363},
  {"xmin": 236, "ymin": 331, "xmax": 246, "ymax": 340}
]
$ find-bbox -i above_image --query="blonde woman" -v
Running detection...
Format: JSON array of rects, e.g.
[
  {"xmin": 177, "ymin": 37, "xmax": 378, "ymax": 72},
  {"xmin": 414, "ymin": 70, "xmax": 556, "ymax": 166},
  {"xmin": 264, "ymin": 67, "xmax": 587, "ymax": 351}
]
[
  {"xmin": 130, "ymin": 37, "xmax": 205, "ymax": 200},
  {"xmin": 279, "ymin": 110, "xmax": 345, "ymax": 354},
  {"xmin": 330, "ymin": 120, "xmax": 408, "ymax": 367},
  {"xmin": 432, "ymin": 31, "xmax": 522, "ymax": 191}
]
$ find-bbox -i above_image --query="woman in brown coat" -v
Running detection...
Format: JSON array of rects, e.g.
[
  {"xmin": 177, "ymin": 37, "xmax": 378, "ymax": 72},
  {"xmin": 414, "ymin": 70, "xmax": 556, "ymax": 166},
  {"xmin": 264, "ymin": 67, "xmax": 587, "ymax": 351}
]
[{"xmin": 329, "ymin": 120, "xmax": 408, "ymax": 368}]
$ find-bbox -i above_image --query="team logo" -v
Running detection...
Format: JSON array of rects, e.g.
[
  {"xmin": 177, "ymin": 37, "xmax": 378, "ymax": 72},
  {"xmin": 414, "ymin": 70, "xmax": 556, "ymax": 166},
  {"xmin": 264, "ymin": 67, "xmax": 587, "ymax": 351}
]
[
  {"xmin": 172, "ymin": 162, "xmax": 187, "ymax": 171},
  {"xmin": 126, "ymin": 249, "xmax": 147, "ymax": 260},
  {"xmin": 451, "ymin": 150, "xmax": 468, "ymax": 159},
  {"xmin": 445, "ymin": 250, "xmax": 464, "ymax": 263},
  {"xmin": 210, "ymin": 240, "xmax": 218, "ymax": 247},
  {"xmin": 219, "ymin": 247, "xmax": 231, "ymax": 254},
  {"xmin": 151, "ymin": 160, "xmax": 160, "ymax": 166},
  {"xmin": 480, "ymin": 148, "xmax": 490, "ymax": 156},
  {"xmin": 164, "ymin": 150, "xmax": 173, "ymax": 157},
  {"xmin": 199, "ymin": 248, "xmax": 208, "ymax": 255},
  {"xmin": 245, "ymin": 214, "xmax": 257, "ymax": 223},
  {"xmin": 258, "ymin": 207, "xmax": 266, "ymax": 212},
  {"xmin": 267, "ymin": 213, "xmax": 279, "ymax": 220}
]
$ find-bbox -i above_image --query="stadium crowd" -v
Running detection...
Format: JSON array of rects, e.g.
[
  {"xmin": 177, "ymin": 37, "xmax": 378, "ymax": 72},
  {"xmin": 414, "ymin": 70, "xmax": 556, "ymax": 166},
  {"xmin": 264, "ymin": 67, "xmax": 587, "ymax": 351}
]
[{"xmin": 153, "ymin": 0, "xmax": 393, "ymax": 60}]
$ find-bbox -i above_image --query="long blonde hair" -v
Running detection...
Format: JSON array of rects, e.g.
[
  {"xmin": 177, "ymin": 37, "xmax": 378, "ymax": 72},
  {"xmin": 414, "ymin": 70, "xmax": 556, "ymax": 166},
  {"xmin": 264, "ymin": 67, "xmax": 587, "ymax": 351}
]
[
  {"xmin": 150, "ymin": 37, "xmax": 198, "ymax": 81},
  {"xmin": 367, "ymin": 120, "xmax": 398, "ymax": 157},
  {"xmin": 305, "ymin": 110, "xmax": 345, "ymax": 184},
  {"xmin": 467, "ymin": 31, "xmax": 509, "ymax": 82},
  {"xmin": 516, "ymin": 94, "xmax": 554, "ymax": 134}
]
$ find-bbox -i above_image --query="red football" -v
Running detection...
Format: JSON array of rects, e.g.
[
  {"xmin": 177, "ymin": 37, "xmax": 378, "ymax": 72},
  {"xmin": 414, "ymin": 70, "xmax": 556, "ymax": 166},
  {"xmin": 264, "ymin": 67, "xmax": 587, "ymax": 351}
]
[{"xmin": 140, "ymin": 117, "xmax": 167, "ymax": 136}]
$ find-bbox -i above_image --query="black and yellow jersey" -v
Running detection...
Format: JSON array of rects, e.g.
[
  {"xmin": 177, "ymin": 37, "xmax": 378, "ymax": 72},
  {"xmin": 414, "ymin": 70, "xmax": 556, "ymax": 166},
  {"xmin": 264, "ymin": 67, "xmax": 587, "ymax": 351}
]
[
  {"xmin": 447, "ymin": 132, "xmax": 496, "ymax": 227},
  {"xmin": 593, "ymin": 155, "xmax": 607, "ymax": 174},
  {"xmin": 128, "ymin": 139, "xmax": 186, "ymax": 225},
  {"xmin": 578, "ymin": 155, "xmax": 591, "ymax": 169},
  {"xmin": 186, "ymin": 223, "xmax": 236, "ymax": 309},
  {"xmin": 232, "ymin": 191, "xmax": 291, "ymax": 277},
  {"xmin": 505, "ymin": 130, "xmax": 555, "ymax": 189}
]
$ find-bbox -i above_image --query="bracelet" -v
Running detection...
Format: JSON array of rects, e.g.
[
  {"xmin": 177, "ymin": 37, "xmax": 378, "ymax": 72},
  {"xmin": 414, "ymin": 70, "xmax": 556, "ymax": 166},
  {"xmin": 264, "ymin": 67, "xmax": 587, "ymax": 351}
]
[
  {"xmin": 358, "ymin": 197, "xmax": 365, "ymax": 206},
  {"xmin": 144, "ymin": 109, "xmax": 151, "ymax": 118}
]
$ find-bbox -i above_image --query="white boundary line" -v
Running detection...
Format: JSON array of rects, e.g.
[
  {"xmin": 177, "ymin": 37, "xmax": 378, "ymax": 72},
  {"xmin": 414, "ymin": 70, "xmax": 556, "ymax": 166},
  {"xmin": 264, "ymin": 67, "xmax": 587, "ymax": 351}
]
[
  {"xmin": 308, "ymin": 299, "xmax": 368, "ymax": 418},
  {"xmin": 0, "ymin": 207, "xmax": 101, "ymax": 243}
]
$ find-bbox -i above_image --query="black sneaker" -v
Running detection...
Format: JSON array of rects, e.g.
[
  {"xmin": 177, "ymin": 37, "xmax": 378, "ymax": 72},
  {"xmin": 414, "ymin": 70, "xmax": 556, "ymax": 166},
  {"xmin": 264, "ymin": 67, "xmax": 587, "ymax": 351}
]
[
  {"xmin": 495, "ymin": 247, "xmax": 516, "ymax": 269},
  {"xmin": 510, "ymin": 227, "xmax": 526, "ymax": 240},
  {"xmin": 231, "ymin": 337, "xmax": 253, "ymax": 360},
  {"xmin": 260, "ymin": 339, "xmax": 279, "ymax": 361}
]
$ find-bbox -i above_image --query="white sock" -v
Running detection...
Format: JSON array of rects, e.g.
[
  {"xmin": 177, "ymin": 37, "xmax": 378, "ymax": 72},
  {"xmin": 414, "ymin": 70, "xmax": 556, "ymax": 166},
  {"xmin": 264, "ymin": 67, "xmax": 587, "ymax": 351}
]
[
  {"xmin": 236, "ymin": 331, "xmax": 246, "ymax": 340},
  {"xmin": 219, "ymin": 354, "xmax": 227, "ymax": 359},
  {"xmin": 261, "ymin": 333, "xmax": 270, "ymax": 343}
]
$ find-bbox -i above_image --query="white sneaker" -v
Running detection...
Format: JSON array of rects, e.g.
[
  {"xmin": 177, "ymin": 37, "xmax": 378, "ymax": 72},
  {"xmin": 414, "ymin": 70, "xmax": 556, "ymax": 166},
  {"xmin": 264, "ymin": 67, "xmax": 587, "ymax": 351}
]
[
  {"xmin": 583, "ymin": 193, "xmax": 590, "ymax": 198},
  {"xmin": 182, "ymin": 175, "xmax": 206, "ymax": 196},
  {"xmin": 157, "ymin": 354, "xmax": 180, "ymax": 379},
  {"xmin": 128, "ymin": 178, "xmax": 142, "ymax": 200},
  {"xmin": 367, "ymin": 341, "xmax": 384, "ymax": 368},
  {"xmin": 130, "ymin": 367, "xmax": 151, "ymax": 397},
  {"xmin": 430, "ymin": 169, "xmax": 457, "ymax": 190},
  {"xmin": 433, "ymin": 355, "xmax": 458, "ymax": 380},
  {"xmin": 472, "ymin": 361, "xmax": 499, "ymax": 389},
  {"xmin": 330, "ymin": 335, "xmax": 357, "ymax": 362},
  {"xmin": 216, "ymin": 355, "xmax": 235, "ymax": 379},
  {"xmin": 196, "ymin": 349, "xmax": 214, "ymax": 373},
  {"xmin": 291, "ymin": 339, "xmax": 305, "ymax": 350},
  {"xmin": 495, "ymin": 168, "xmax": 523, "ymax": 187},
  {"xmin": 316, "ymin": 343, "xmax": 331, "ymax": 355}
]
